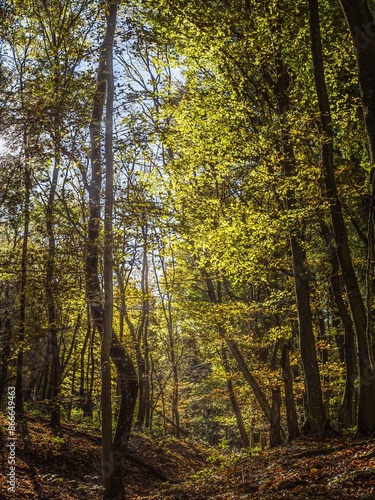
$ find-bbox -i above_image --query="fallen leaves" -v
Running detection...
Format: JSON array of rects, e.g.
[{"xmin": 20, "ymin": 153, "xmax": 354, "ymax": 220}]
[{"xmin": 1, "ymin": 413, "xmax": 375, "ymax": 499}]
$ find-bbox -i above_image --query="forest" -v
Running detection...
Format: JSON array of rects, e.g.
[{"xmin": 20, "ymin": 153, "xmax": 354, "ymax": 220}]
[{"xmin": 1, "ymin": 0, "xmax": 375, "ymax": 498}]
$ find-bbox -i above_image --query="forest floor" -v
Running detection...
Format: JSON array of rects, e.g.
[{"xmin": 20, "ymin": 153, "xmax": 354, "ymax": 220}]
[{"xmin": 1, "ymin": 413, "xmax": 375, "ymax": 499}]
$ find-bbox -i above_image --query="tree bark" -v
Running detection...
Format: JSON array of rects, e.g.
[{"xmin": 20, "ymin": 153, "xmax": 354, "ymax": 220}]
[
  {"xmin": 221, "ymin": 345, "xmax": 249, "ymax": 448},
  {"xmin": 310, "ymin": 0, "xmax": 375, "ymax": 436},
  {"xmin": 153, "ymin": 242, "xmax": 180, "ymax": 436},
  {"xmin": 338, "ymin": 0, "xmax": 375, "ymax": 163},
  {"xmin": 15, "ymin": 165, "xmax": 30, "ymax": 418},
  {"xmin": 137, "ymin": 222, "xmax": 150, "ymax": 428},
  {"xmin": 0, "ymin": 284, "xmax": 12, "ymax": 402},
  {"xmin": 321, "ymin": 224, "xmax": 357, "ymax": 428},
  {"xmin": 270, "ymin": 386, "xmax": 282, "ymax": 448},
  {"xmin": 202, "ymin": 271, "xmax": 272, "ymax": 423},
  {"xmin": 269, "ymin": 5, "xmax": 326, "ymax": 438},
  {"xmin": 101, "ymin": 1, "xmax": 115, "ymax": 495},
  {"xmin": 45, "ymin": 160, "xmax": 61, "ymax": 432},
  {"xmin": 86, "ymin": 3, "xmax": 138, "ymax": 498},
  {"xmin": 224, "ymin": 337, "xmax": 272, "ymax": 423},
  {"xmin": 280, "ymin": 343, "xmax": 300, "ymax": 441},
  {"xmin": 115, "ymin": 261, "xmax": 149, "ymax": 430},
  {"xmin": 289, "ymin": 234, "xmax": 326, "ymax": 437}
]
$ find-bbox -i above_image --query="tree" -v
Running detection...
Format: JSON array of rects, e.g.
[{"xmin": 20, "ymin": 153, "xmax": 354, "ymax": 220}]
[
  {"xmin": 339, "ymin": 0, "xmax": 375, "ymax": 436},
  {"xmin": 85, "ymin": 2, "xmax": 138, "ymax": 497}
]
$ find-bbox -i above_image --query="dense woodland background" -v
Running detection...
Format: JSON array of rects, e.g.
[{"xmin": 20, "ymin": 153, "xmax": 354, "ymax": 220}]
[{"xmin": 2, "ymin": 0, "xmax": 375, "ymax": 498}]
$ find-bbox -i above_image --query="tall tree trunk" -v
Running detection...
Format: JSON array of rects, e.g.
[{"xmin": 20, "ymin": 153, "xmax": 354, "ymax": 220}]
[
  {"xmin": 115, "ymin": 265, "xmax": 148, "ymax": 429},
  {"xmin": 273, "ymin": 103, "xmax": 326, "ymax": 436},
  {"xmin": 167, "ymin": 302, "xmax": 180, "ymax": 437},
  {"xmin": 86, "ymin": 3, "xmax": 138, "ymax": 498},
  {"xmin": 310, "ymin": 0, "xmax": 375, "ymax": 436},
  {"xmin": 270, "ymin": 386, "xmax": 282, "ymax": 448},
  {"xmin": 203, "ymin": 271, "xmax": 272, "ymax": 423},
  {"xmin": 321, "ymin": 224, "xmax": 357, "ymax": 428},
  {"xmin": 338, "ymin": 0, "xmax": 375, "ymax": 163},
  {"xmin": 15, "ymin": 165, "xmax": 30, "ymax": 419},
  {"xmin": 289, "ymin": 234, "xmax": 325, "ymax": 437},
  {"xmin": 136, "ymin": 222, "xmax": 150, "ymax": 428},
  {"xmin": 267, "ymin": 5, "xmax": 326, "ymax": 437},
  {"xmin": 39, "ymin": 340, "xmax": 51, "ymax": 401},
  {"xmin": 225, "ymin": 337, "xmax": 272, "ymax": 423},
  {"xmin": 101, "ymin": 0, "xmax": 115, "ymax": 495},
  {"xmin": 153, "ymin": 241, "xmax": 180, "ymax": 436},
  {"xmin": 80, "ymin": 310, "xmax": 93, "ymax": 417},
  {"xmin": 221, "ymin": 345, "xmax": 249, "ymax": 448},
  {"xmin": 46, "ymin": 160, "xmax": 61, "ymax": 431},
  {"xmin": 317, "ymin": 308, "xmax": 330, "ymax": 415},
  {"xmin": 0, "ymin": 284, "xmax": 12, "ymax": 402},
  {"xmin": 280, "ymin": 343, "xmax": 300, "ymax": 441}
]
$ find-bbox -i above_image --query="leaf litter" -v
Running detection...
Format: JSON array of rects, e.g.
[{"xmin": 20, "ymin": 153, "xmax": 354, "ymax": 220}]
[{"xmin": 1, "ymin": 414, "xmax": 375, "ymax": 499}]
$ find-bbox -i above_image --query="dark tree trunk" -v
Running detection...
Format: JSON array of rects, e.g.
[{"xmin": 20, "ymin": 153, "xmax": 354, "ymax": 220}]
[
  {"xmin": 40, "ymin": 340, "xmax": 51, "ymax": 401},
  {"xmin": 225, "ymin": 337, "xmax": 272, "ymax": 423},
  {"xmin": 115, "ymin": 267, "xmax": 148, "ymax": 430},
  {"xmin": 15, "ymin": 166, "xmax": 31, "ymax": 419},
  {"xmin": 203, "ymin": 271, "xmax": 272, "ymax": 423},
  {"xmin": 80, "ymin": 312, "xmax": 94, "ymax": 418},
  {"xmin": 339, "ymin": 0, "xmax": 375, "ymax": 437},
  {"xmin": 281, "ymin": 343, "xmax": 300, "ymax": 441},
  {"xmin": 167, "ymin": 309, "xmax": 180, "ymax": 438},
  {"xmin": 317, "ymin": 308, "xmax": 330, "ymax": 415},
  {"xmin": 269, "ymin": 6, "xmax": 326, "ymax": 438},
  {"xmin": 289, "ymin": 235, "xmax": 326, "ymax": 437},
  {"xmin": 153, "ymin": 242, "xmax": 180, "ymax": 436},
  {"xmin": 321, "ymin": 224, "xmax": 357, "ymax": 428},
  {"xmin": 136, "ymin": 224, "xmax": 150, "ymax": 429},
  {"xmin": 270, "ymin": 386, "xmax": 282, "ymax": 448},
  {"xmin": 101, "ymin": 0, "xmax": 115, "ymax": 495},
  {"xmin": 310, "ymin": 0, "xmax": 375, "ymax": 436},
  {"xmin": 339, "ymin": 0, "xmax": 375, "ymax": 163},
  {"xmin": 46, "ymin": 161, "xmax": 61, "ymax": 432},
  {"xmin": 80, "ymin": 313, "xmax": 90, "ymax": 392},
  {"xmin": 0, "ymin": 284, "xmax": 12, "ymax": 402},
  {"xmin": 86, "ymin": 3, "xmax": 138, "ymax": 498},
  {"xmin": 221, "ymin": 345, "xmax": 249, "ymax": 448}
]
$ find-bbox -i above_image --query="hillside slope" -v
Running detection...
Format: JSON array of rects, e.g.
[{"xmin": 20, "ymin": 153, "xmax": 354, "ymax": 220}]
[{"xmin": 1, "ymin": 414, "xmax": 375, "ymax": 499}]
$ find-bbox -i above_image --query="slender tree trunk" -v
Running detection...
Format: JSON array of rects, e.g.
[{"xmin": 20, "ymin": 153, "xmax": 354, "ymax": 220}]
[
  {"xmin": 136, "ymin": 222, "xmax": 150, "ymax": 428},
  {"xmin": 86, "ymin": 4, "xmax": 138, "ymax": 498},
  {"xmin": 89, "ymin": 324, "xmax": 95, "ymax": 405},
  {"xmin": 270, "ymin": 386, "xmax": 282, "ymax": 448},
  {"xmin": 310, "ymin": 0, "xmax": 375, "ymax": 435},
  {"xmin": 15, "ymin": 165, "xmax": 30, "ymax": 419},
  {"xmin": 153, "ymin": 243, "xmax": 180, "ymax": 436},
  {"xmin": 272, "ymin": 25, "xmax": 326, "ymax": 436},
  {"xmin": 115, "ymin": 267, "xmax": 148, "ymax": 429},
  {"xmin": 101, "ymin": 0, "xmax": 115, "ymax": 495},
  {"xmin": 321, "ymin": 224, "xmax": 357, "ymax": 428},
  {"xmin": 147, "ymin": 356, "xmax": 155, "ymax": 430},
  {"xmin": 225, "ymin": 337, "xmax": 272, "ymax": 422},
  {"xmin": 144, "ymin": 333, "xmax": 151, "ymax": 428},
  {"xmin": 289, "ymin": 234, "xmax": 325, "ymax": 437},
  {"xmin": 280, "ymin": 343, "xmax": 300, "ymax": 441},
  {"xmin": 317, "ymin": 308, "xmax": 330, "ymax": 415},
  {"xmin": 203, "ymin": 271, "xmax": 272, "ymax": 423},
  {"xmin": 221, "ymin": 345, "xmax": 249, "ymax": 448},
  {"xmin": 338, "ymin": 0, "xmax": 375, "ymax": 163},
  {"xmin": 167, "ymin": 307, "xmax": 180, "ymax": 437},
  {"xmin": 80, "ymin": 310, "xmax": 93, "ymax": 417},
  {"xmin": 46, "ymin": 160, "xmax": 61, "ymax": 432},
  {"xmin": 0, "ymin": 284, "xmax": 12, "ymax": 402},
  {"xmin": 40, "ymin": 340, "xmax": 51, "ymax": 401}
]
